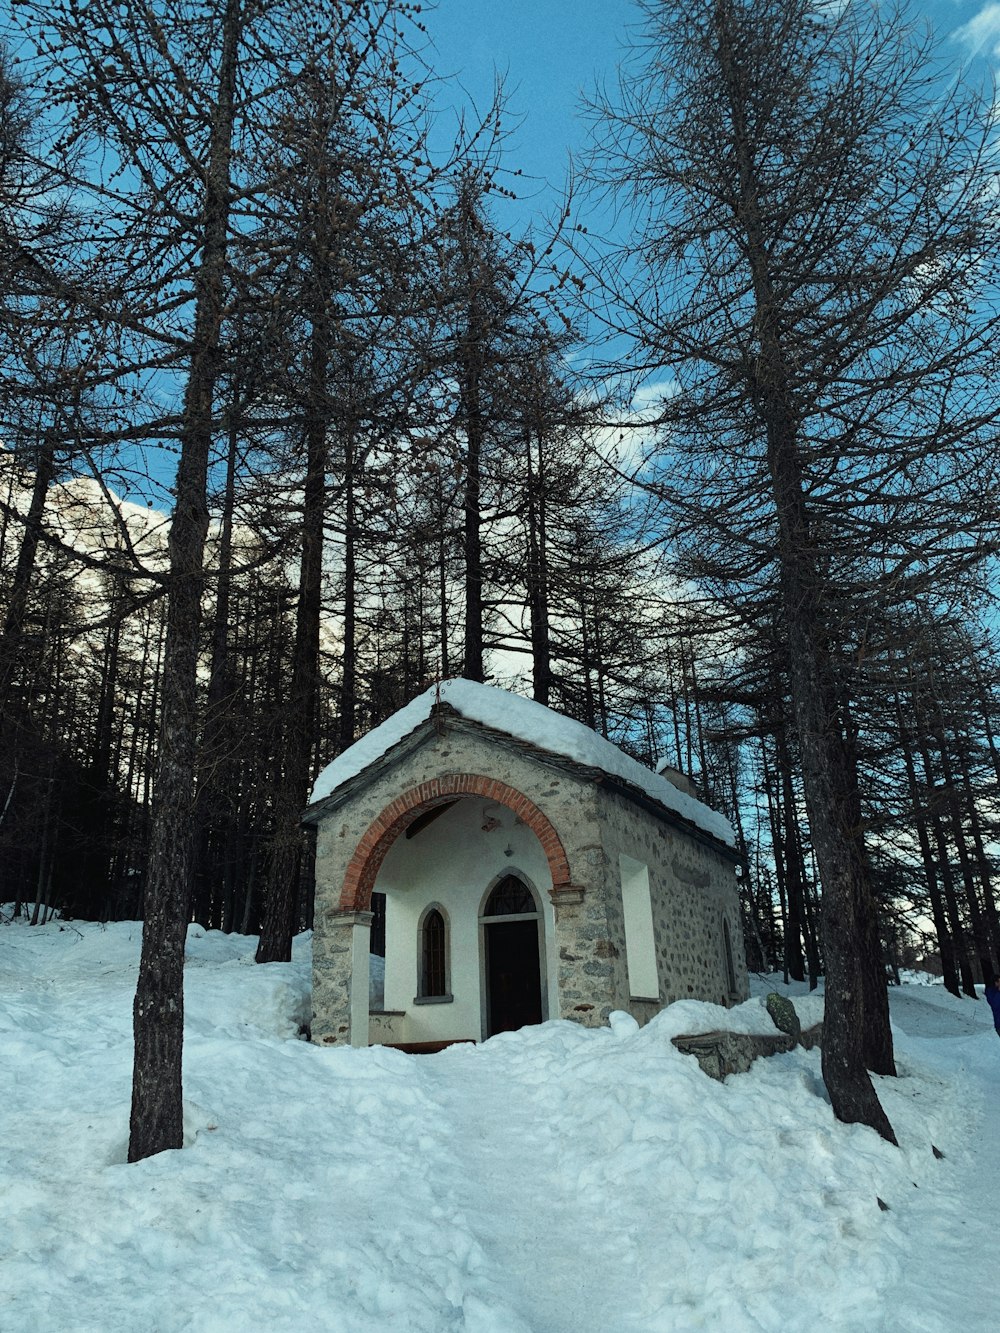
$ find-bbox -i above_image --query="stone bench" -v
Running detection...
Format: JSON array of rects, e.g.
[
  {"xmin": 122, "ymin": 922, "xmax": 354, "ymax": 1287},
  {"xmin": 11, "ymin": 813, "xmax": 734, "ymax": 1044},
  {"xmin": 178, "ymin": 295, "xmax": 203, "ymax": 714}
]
[{"xmin": 672, "ymin": 1022, "xmax": 823, "ymax": 1081}]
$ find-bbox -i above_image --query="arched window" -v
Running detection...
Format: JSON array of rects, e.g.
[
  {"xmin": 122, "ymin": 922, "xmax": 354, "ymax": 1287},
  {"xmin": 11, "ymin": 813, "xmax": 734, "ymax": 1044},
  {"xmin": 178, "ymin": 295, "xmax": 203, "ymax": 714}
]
[
  {"xmin": 723, "ymin": 919, "xmax": 737, "ymax": 997},
  {"xmin": 420, "ymin": 907, "xmax": 448, "ymax": 999},
  {"xmin": 484, "ymin": 876, "xmax": 536, "ymax": 917},
  {"xmin": 370, "ymin": 892, "xmax": 386, "ymax": 958}
]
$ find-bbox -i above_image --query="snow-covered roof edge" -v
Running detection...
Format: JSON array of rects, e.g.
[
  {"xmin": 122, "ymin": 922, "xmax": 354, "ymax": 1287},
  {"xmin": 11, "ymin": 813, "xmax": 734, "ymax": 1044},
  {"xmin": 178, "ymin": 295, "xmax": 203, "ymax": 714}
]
[{"xmin": 309, "ymin": 679, "xmax": 736, "ymax": 849}]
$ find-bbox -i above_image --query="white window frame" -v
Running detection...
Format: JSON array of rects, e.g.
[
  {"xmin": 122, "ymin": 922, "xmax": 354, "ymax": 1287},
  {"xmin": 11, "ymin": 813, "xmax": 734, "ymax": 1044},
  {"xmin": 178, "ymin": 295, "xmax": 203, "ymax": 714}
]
[{"xmin": 619, "ymin": 854, "xmax": 659, "ymax": 1000}]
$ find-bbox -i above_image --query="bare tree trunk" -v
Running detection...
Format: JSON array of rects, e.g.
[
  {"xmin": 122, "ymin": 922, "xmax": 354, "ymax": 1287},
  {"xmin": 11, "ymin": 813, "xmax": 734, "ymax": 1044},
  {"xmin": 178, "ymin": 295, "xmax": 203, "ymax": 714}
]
[
  {"xmin": 0, "ymin": 434, "xmax": 56, "ymax": 709},
  {"xmin": 525, "ymin": 429, "xmax": 551, "ymax": 705},
  {"xmin": 716, "ymin": 6, "xmax": 895, "ymax": 1139},
  {"xmin": 761, "ymin": 738, "xmax": 791, "ymax": 983},
  {"xmin": 437, "ymin": 473, "xmax": 451, "ymax": 680},
  {"xmin": 775, "ymin": 725, "xmax": 805, "ymax": 982},
  {"xmin": 915, "ymin": 726, "xmax": 978, "ymax": 998},
  {"xmin": 970, "ymin": 651, "xmax": 1000, "ymax": 784},
  {"xmin": 256, "ymin": 192, "xmax": 331, "ymax": 962},
  {"xmin": 894, "ymin": 687, "xmax": 959, "ymax": 996},
  {"xmin": 923, "ymin": 680, "xmax": 996, "ymax": 985},
  {"xmin": 461, "ymin": 361, "xmax": 484, "ymax": 682},
  {"xmin": 454, "ymin": 182, "xmax": 487, "ymax": 685},
  {"xmin": 338, "ymin": 423, "xmax": 358, "ymax": 752},
  {"xmin": 193, "ymin": 395, "xmax": 241, "ymax": 928},
  {"xmin": 955, "ymin": 739, "xmax": 1000, "ymax": 970},
  {"xmin": 129, "ymin": 0, "xmax": 240, "ymax": 1163}
]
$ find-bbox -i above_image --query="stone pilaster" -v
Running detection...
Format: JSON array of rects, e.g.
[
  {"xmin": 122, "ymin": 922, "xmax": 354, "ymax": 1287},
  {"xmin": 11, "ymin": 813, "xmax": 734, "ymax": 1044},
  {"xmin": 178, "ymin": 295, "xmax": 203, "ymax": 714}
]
[
  {"xmin": 312, "ymin": 909, "xmax": 372, "ymax": 1047},
  {"xmin": 549, "ymin": 883, "xmax": 618, "ymax": 1027}
]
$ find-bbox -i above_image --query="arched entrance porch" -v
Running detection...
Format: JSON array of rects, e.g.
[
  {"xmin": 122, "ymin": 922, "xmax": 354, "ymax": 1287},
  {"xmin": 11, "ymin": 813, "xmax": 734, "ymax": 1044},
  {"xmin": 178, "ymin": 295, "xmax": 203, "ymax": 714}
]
[
  {"xmin": 338, "ymin": 773, "xmax": 574, "ymax": 913},
  {"xmin": 326, "ymin": 774, "xmax": 577, "ymax": 1047}
]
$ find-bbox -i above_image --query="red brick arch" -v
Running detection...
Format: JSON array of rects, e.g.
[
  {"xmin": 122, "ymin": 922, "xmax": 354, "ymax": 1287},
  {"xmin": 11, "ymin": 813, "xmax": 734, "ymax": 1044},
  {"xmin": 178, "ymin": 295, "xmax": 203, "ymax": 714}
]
[{"xmin": 338, "ymin": 773, "xmax": 574, "ymax": 911}]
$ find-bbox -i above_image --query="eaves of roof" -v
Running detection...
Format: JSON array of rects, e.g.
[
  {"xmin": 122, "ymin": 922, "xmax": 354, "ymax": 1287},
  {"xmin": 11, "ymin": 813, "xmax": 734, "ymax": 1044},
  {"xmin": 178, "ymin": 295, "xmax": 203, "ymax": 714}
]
[{"xmin": 303, "ymin": 705, "xmax": 741, "ymax": 866}]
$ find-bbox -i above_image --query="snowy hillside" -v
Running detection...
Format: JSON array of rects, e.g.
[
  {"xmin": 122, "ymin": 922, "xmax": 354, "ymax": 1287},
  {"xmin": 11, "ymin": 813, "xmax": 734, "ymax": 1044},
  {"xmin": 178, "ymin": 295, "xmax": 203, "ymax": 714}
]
[{"xmin": 2, "ymin": 916, "xmax": 996, "ymax": 1332}]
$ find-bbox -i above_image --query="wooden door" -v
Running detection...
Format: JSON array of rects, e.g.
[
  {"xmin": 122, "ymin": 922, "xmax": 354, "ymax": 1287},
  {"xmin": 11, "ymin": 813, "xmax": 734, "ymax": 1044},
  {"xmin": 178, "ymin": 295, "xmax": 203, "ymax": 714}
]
[{"xmin": 485, "ymin": 919, "xmax": 543, "ymax": 1037}]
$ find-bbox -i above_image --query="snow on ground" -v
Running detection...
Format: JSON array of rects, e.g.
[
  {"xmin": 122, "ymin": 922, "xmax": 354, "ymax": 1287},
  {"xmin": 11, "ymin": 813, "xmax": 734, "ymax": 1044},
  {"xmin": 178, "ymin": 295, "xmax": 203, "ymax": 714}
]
[{"xmin": 2, "ymin": 918, "xmax": 997, "ymax": 1332}]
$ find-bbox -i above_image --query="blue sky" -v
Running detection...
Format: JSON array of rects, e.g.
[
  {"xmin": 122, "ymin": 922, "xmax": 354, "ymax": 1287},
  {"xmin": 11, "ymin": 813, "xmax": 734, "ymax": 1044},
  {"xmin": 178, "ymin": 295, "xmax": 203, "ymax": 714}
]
[
  {"xmin": 424, "ymin": 0, "xmax": 1000, "ymax": 232},
  {"xmin": 425, "ymin": 0, "xmax": 637, "ymax": 217}
]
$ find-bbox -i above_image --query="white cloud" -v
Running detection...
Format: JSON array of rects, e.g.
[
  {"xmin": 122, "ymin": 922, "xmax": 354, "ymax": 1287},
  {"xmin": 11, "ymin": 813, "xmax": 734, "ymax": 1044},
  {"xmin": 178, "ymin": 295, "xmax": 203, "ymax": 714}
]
[
  {"xmin": 630, "ymin": 378, "xmax": 678, "ymax": 414},
  {"xmin": 954, "ymin": 3, "xmax": 1000, "ymax": 57}
]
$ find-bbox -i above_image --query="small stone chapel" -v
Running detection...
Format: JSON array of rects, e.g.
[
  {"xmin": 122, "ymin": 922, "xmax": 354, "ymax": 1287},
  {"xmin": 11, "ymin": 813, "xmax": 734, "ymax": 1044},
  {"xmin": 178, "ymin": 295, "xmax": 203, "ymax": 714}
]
[{"xmin": 305, "ymin": 679, "xmax": 748, "ymax": 1050}]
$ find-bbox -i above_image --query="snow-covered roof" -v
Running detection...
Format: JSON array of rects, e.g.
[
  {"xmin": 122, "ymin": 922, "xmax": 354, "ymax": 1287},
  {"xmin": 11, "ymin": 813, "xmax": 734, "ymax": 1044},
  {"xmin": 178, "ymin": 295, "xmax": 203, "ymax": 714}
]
[{"xmin": 309, "ymin": 679, "xmax": 735, "ymax": 848}]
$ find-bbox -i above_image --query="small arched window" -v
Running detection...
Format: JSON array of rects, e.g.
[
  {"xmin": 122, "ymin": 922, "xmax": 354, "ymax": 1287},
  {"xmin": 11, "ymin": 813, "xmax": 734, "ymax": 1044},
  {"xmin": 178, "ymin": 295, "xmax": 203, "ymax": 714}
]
[
  {"xmin": 420, "ymin": 907, "xmax": 448, "ymax": 998},
  {"xmin": 484, "ymin": 876, "xmax": 536, "ymax": 917}
]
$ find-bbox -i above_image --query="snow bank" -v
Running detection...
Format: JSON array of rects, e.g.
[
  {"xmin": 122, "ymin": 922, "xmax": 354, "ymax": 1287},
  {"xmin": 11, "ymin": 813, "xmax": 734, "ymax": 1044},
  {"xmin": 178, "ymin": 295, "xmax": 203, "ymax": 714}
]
[
  {"xmin": 2, "ymin": 916, "xmax": 996, "ymax": 1332},
  {"xmin": 310, "ymin": 678, "xmax": 734, "ymax": 846}
]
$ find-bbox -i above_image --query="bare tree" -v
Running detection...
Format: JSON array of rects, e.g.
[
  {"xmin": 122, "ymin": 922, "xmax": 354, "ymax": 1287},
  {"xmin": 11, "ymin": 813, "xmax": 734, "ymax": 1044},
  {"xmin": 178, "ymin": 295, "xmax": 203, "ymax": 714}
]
[
  {"xmin": 587, "ymin": 0, "xmax": 1000, "ymax": 1141},
  {"xmin": 250, "ymin": 12, "xmax": 441, "ymax": 962}
]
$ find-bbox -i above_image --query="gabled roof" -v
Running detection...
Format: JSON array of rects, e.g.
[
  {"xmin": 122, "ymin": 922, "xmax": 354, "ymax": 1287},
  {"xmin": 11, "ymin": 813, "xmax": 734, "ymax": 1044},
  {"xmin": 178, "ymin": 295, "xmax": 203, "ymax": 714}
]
[{"xmin": 308, "ymin": 679, "xmax": 736, "ymax": 850}]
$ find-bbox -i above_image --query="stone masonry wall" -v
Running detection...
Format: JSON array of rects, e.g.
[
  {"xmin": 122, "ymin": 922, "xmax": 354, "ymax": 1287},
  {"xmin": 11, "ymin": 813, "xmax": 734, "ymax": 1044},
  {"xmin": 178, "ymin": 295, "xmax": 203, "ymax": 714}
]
[{"xmin": 595, "ymin": 787, "xmax": 748, "ymax": 1018}]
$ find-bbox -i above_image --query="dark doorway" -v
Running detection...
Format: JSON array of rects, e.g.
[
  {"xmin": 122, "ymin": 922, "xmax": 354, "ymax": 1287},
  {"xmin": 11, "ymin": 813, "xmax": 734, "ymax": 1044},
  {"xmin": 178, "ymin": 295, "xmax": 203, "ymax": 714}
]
[{"xmin": 485, "ymin": 919, "xmax": 543, "ymax": 1037}]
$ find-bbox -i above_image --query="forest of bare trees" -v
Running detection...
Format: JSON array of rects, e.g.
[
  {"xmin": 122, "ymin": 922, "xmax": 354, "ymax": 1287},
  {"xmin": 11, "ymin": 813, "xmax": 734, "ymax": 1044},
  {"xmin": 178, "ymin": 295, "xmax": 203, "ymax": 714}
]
[{"xmin": 1, "ymin": 0, "xmax": 999, "ymax": 1149}]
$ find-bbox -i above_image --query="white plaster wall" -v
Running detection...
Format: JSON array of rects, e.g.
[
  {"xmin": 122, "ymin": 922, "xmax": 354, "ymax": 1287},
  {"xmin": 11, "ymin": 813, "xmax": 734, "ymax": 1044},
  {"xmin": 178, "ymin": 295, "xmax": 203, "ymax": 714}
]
[{"xmin": 375, "ymin": 796, "xmax": 556, "ymax": 1043}]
